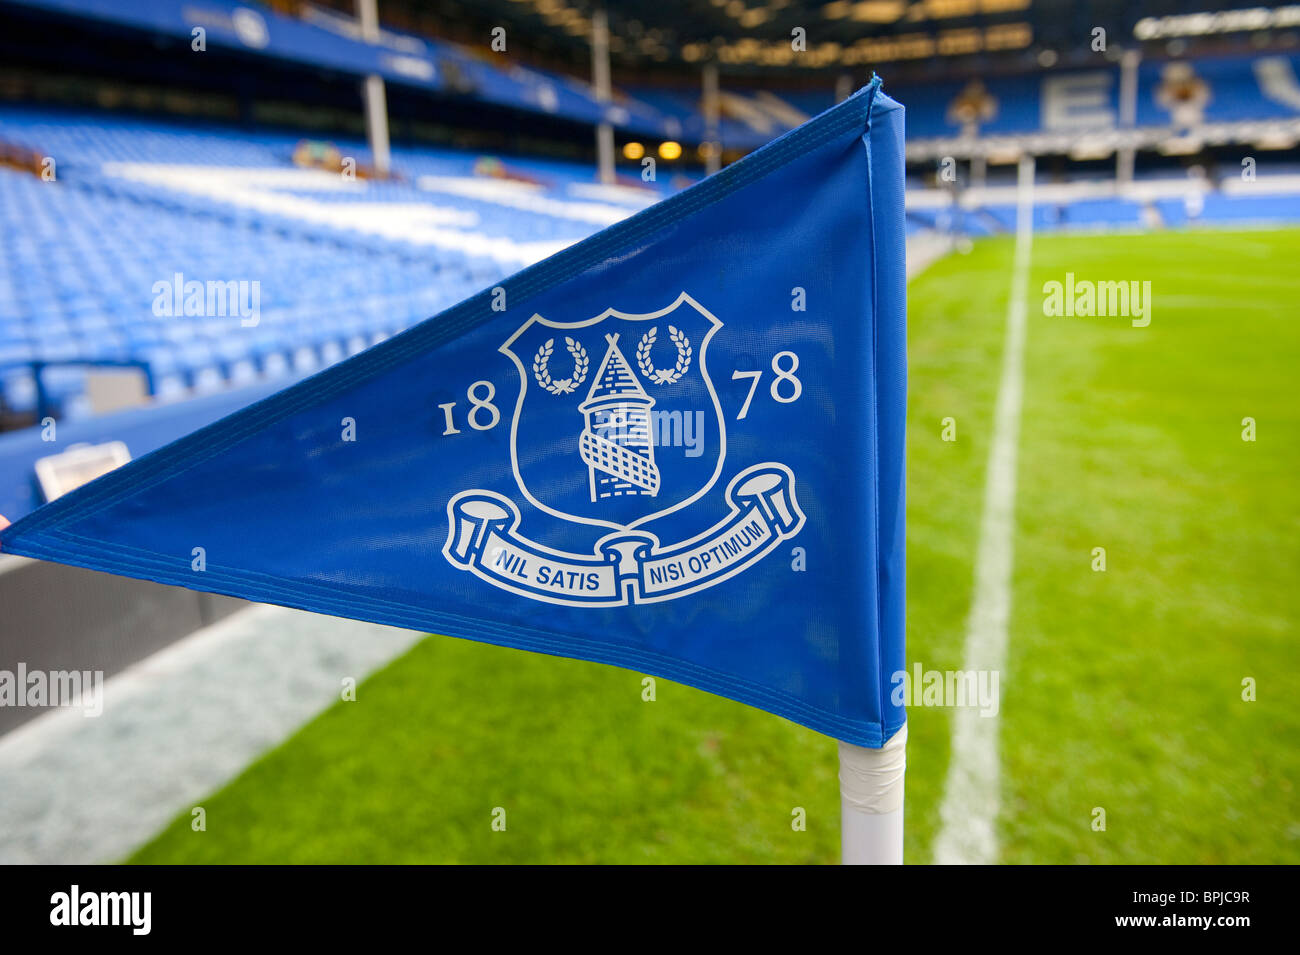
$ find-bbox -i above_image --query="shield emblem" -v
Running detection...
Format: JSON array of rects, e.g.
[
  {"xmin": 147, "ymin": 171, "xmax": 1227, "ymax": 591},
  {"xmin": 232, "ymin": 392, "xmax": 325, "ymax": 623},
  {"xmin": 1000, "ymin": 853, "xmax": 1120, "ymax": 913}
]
[{"xmin": 500, "ymin": 292, "xmax": 726, "ymax": 531}]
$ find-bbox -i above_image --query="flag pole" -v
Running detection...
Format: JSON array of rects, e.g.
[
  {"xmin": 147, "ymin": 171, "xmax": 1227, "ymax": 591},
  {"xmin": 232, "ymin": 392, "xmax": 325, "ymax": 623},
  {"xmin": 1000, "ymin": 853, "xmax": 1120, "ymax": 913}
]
[{"xmin": 839, "ymin": 724, "xmax": 907, "ymax": 864}]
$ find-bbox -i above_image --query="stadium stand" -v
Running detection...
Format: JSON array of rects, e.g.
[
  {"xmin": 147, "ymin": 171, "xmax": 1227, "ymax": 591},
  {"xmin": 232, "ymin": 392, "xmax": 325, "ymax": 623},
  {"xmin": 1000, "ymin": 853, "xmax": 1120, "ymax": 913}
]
[
  {"xmin": 2, "ymin": 1, "xmax": 1300, "ymax": 516},
  {"xmin": 0, "ymin": 108, "xmax": 672, "ymax": 426},
  {"xmin": 632, "ymin": 51, "xmax": 1300, "ymax": 146}
]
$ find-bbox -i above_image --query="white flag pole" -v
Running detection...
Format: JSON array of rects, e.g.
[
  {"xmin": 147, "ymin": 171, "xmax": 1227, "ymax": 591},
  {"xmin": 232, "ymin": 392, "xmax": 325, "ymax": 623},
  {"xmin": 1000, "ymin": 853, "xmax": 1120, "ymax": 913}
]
[{"xmin": 839, "ymin": 724, "xmax": 907, "ymax": 864}]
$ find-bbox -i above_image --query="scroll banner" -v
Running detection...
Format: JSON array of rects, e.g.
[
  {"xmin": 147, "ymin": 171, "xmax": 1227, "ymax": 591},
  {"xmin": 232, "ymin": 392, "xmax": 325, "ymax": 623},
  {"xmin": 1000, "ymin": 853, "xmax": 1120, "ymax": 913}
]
[{"xmin": 445, "ymin": 464, "xmax": 803, "ymax": 607}]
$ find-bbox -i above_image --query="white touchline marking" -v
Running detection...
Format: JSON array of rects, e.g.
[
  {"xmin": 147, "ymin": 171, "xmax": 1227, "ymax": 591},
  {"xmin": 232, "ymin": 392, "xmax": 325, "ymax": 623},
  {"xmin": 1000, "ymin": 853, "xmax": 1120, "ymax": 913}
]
[
  {"xmin": 0, "ymin": 605, "xmax": 422, "ymax": 863},
  {"xmin": 933, "ymin": 156, "xmax": 1035, "ymax": 865}
]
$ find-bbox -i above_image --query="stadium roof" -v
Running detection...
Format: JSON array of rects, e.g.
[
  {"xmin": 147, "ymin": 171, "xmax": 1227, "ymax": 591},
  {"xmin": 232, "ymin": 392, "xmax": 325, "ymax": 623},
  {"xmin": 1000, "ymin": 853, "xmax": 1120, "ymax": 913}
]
[{"xmin": 367, "ymin": 0, "xmax": 1300, "ymax": 78}]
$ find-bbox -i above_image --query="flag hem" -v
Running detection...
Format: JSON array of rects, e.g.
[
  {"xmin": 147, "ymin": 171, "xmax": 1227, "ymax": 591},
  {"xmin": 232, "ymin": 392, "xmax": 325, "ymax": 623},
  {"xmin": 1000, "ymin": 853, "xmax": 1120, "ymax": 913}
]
[{"xmin": 16, "ymin": 526, "xmax": 897, "ymax": 745}]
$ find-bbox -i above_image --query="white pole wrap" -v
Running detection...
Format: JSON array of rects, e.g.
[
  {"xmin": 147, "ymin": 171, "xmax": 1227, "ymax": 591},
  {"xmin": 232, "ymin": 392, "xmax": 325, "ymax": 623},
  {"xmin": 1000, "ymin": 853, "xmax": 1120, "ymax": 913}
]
[{"xmin": 839, "ymin": 724, "xmax": 907, "ymax": 865}]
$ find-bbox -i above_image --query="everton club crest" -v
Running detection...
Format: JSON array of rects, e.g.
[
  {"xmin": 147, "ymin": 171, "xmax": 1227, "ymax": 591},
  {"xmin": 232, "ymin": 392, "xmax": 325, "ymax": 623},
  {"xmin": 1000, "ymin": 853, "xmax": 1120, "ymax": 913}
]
[{"xmin": 443, "ymin": 292, "xmax": 804, "ymax": 606}]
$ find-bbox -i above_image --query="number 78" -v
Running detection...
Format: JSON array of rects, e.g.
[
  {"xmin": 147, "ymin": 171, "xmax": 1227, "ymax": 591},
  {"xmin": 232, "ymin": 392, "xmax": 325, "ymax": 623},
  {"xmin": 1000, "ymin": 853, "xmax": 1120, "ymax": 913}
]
[{"xmin": 731, "ymin": 351, "xmax": 802, "ymax": 419}]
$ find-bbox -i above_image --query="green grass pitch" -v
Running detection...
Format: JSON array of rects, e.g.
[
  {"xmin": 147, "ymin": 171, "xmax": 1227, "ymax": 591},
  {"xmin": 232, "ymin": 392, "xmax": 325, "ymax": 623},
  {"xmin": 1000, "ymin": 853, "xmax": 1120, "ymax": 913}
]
[{"xmin": 129, "ymin": 227, "xmax": 1300, "ymax": 864}]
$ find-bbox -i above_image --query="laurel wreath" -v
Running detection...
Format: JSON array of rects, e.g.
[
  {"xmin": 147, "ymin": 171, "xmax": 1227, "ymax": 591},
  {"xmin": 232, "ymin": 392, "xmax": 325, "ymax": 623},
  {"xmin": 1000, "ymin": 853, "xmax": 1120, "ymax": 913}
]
[
  {"xmin": 533, "ymin": 337, "xmax": 589, "ymax": 395},
  {"xmin": 635, "ymin": 325, "xmax": 692, "ymax": 385}
]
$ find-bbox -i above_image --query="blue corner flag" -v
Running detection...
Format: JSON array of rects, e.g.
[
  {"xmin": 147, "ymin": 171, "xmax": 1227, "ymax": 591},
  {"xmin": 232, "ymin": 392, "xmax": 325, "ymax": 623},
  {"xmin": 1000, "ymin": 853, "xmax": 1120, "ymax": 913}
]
[{"xmin": 1, "ymin": 80, "xmax": 907, "ymax": 747}]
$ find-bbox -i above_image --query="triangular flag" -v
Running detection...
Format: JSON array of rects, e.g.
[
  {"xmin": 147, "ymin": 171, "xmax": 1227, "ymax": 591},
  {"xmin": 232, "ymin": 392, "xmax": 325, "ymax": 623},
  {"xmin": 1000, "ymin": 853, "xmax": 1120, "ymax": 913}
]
[{"xmin": 1, "ymin": 80, "xmax": 907, "ymax": 747}]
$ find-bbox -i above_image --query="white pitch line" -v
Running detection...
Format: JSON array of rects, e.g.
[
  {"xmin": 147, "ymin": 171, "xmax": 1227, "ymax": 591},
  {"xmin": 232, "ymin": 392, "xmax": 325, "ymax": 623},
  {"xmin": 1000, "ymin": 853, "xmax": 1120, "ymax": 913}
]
[
  {"xmin": 0, "ymin": 604, "xmax": 422, "ymax": 864},
  {"xmin": 906, "ymin": 230, "xmax": 955, "ymax": 280},
  {"xmin": 932, "ymin": 156, "xmax": 1035, "ymax": 865}
]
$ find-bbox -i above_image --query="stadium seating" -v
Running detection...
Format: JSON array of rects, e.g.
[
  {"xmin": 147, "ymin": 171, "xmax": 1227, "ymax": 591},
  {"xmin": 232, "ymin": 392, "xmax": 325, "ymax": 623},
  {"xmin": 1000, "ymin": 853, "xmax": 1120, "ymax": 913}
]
[
  {"xmin": 0, "ymin": 107, "xmax": 674, "ymax": 419},
  {"xmin": 635, "ymin": 51, "xmax": 1300, "ymax": 148},
  {"xmin": 4, "ymin": 100, "xmax": 1300, "ymax": 427}
]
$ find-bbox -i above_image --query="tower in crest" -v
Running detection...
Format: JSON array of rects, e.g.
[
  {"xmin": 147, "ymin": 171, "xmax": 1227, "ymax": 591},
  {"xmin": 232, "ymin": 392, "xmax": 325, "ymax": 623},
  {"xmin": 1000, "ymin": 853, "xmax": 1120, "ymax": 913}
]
[{"xmin": 577, "ymin": 333, "xmax": 659, "ymax": 502}]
